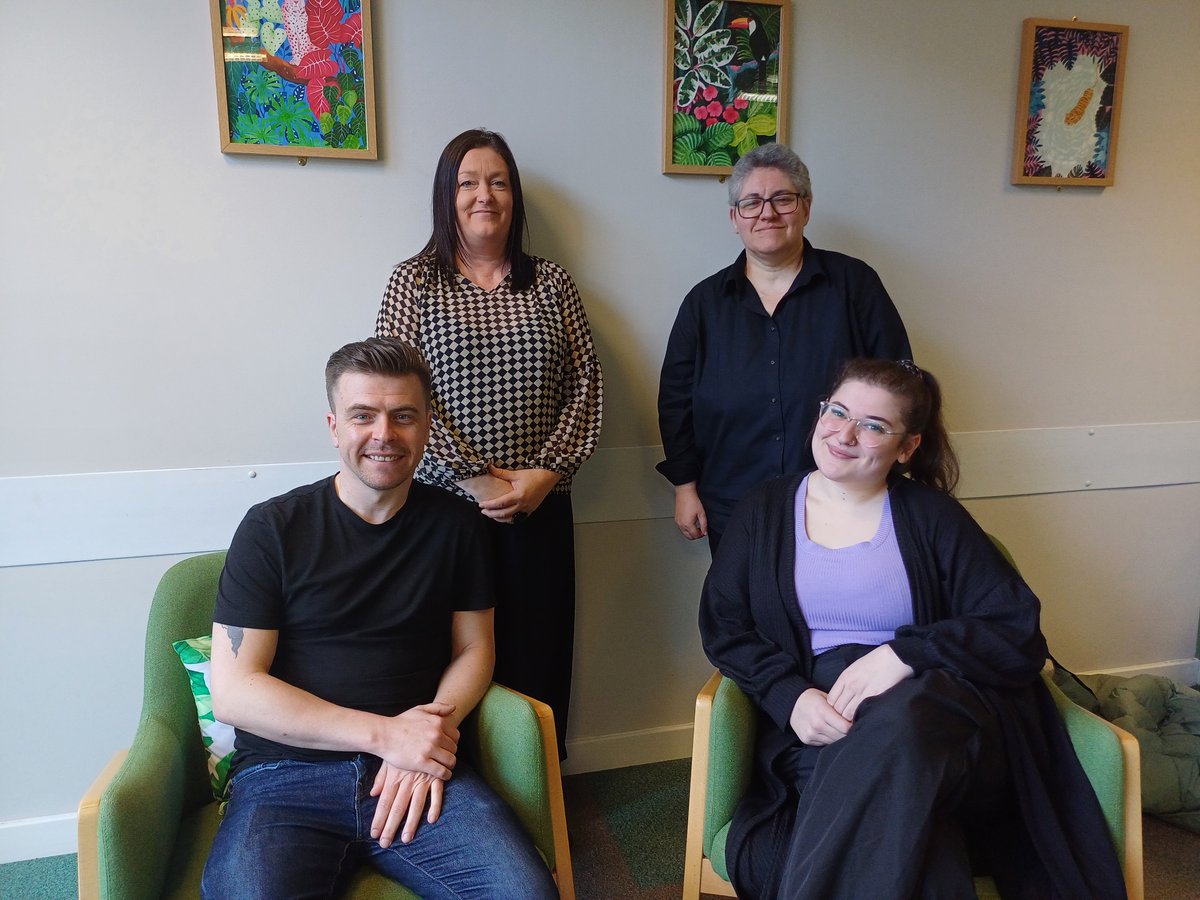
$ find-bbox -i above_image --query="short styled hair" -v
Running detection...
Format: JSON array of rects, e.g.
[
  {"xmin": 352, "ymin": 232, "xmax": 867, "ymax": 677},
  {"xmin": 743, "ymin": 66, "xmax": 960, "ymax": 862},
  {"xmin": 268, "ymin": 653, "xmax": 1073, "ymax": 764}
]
[
  {"xmin": 324, "ymin": 337, "xmax": 432, "ymax": 410},
  {"xmin": 727, "ymin": 143, "xmax": 812, "ymax": 206}
]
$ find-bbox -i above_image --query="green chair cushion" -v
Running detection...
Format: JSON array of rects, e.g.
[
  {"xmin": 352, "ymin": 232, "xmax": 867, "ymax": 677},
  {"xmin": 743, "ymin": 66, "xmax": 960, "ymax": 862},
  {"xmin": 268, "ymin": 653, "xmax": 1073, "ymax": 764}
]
[
  {"xmin": 463, "ymin": 684, "xmax": 556, "ymax": 869},
  {"xmin": 1042, "ymin": 674, "xmax": 1126, "ymax": 858},
  {"xmin": 703, "ymin": 676, "xmax": 756, "ymax": 856},
  {"xmin": 157, "ymin": 801, "xmax": 418, "ymax": 899},
  {"xmin": 709, "ymin": 820, "xmax": 732, "ymax": 881},
  {"xmin": 159, "ymin": 803, "xmax": 220, "ymax": 900},
  {"xmin": 973, "ymin": 875, "xmax": 1002, "ymax": 899}
]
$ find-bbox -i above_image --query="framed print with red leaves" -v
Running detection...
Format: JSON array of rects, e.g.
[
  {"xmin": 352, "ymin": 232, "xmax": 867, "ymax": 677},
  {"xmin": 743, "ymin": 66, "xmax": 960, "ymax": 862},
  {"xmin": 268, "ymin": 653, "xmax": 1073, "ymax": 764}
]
[{"xmin": 209, "ymin": 0, "xmax": 377, "ymax": 160}]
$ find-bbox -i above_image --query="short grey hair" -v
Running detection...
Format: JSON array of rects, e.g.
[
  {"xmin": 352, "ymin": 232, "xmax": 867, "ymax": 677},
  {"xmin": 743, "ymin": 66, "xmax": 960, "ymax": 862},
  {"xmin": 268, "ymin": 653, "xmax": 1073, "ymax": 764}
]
[{"xmin": 727, "ymin": 143, "xmax": 812, "ymax": 206}]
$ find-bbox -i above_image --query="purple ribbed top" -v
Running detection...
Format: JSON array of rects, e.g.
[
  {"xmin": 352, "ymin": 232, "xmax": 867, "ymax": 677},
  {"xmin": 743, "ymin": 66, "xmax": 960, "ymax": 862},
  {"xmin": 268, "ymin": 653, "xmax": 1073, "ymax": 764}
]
[{"xmin": 794, "ymin": 475, "xmax": 913, "ymax": 654}]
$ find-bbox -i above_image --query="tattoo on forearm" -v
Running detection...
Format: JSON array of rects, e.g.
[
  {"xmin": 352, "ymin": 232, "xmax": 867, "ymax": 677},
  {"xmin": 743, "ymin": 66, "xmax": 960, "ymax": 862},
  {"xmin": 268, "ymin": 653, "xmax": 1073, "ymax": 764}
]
[{"xmin": 221, "ymin": 624, "xmax": 244, "ymax": 657}]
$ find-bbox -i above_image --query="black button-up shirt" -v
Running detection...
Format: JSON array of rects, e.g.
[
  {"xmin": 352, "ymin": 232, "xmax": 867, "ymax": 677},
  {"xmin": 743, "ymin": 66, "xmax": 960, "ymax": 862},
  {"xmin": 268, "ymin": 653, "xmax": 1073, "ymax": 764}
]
[{"xmin": 657, "ymin": 241, "xmax": 911, "ymax": 537}]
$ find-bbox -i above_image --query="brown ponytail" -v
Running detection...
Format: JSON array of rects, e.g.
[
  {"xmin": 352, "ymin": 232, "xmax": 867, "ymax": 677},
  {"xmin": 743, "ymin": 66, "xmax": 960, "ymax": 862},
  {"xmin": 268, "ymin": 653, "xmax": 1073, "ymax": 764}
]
[{"xmin": 827, "ymin": 359, "xmax": 960, "ymax": 494}]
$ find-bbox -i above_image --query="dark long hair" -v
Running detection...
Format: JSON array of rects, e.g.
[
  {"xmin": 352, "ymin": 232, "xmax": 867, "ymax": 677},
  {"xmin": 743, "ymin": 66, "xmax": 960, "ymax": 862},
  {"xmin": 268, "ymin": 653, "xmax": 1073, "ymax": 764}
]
[
  {"xmin": 828, "ymin": 358, "xmax": 960, "ymax": 494},
  {"xmin": 417, "ymin": 128, "xmax": 534, "ymax": 291}
]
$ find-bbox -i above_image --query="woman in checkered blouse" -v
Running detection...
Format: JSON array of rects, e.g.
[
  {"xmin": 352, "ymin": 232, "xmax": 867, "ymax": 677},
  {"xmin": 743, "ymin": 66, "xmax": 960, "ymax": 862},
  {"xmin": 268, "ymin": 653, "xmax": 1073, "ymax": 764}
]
[{"xmin": 376, "ymin": 129, "xmax": 603, "ymax": 758}]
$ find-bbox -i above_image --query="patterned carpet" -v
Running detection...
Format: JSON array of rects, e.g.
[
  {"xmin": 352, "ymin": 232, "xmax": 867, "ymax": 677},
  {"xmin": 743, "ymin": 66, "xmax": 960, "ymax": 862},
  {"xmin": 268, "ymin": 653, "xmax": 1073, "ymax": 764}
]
[{"xmin": 563, "ymin": 757, "xmax": 691, "ymax": 900}]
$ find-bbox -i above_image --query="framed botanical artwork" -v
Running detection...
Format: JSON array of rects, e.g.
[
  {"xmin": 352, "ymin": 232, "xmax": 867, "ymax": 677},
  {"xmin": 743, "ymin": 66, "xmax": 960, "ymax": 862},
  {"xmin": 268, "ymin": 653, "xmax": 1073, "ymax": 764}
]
[
  {"xmin": 1011, "ymin": 18, "xmax": 1128, "ymax": 186},
  {"xmin": 209, "ymin": 0, "xmax": 377, "ymax": 160},
  {"xmin": 664, "ymin": 0, "xmax": 789, "ymax": 176}
]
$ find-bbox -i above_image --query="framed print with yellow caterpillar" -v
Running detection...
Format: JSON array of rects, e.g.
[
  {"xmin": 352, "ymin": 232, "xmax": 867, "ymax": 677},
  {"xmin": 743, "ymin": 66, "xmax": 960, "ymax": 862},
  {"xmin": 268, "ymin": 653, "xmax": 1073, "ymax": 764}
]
[{"xmin": 1011, "ymin": 18, "xmax": 1128, "ymax": 187}]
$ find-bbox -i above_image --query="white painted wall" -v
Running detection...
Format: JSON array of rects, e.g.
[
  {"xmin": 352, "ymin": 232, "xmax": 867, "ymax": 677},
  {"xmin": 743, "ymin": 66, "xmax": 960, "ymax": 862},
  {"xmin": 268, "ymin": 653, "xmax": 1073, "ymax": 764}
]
[{"xmin": 2, "ymin": 0, "xmax": 1198, "ymax": 861}]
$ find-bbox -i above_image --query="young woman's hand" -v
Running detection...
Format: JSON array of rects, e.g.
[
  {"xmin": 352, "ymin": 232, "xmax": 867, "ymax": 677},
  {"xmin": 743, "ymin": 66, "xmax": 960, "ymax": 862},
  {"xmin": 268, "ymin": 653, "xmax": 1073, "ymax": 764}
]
[
  {"xmin": 826, "ymin": 644, "xmax": 914, "ymax": 721},
  {"xmin": 789, "ymin": 688, "xmax": 852, "ymax": 745}
]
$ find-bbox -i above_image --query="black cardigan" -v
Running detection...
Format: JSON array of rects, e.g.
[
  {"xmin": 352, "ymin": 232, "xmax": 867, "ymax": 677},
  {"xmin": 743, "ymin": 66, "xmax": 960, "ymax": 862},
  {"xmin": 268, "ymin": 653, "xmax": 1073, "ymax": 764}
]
[{"xmin": 700, "ymin": 473, "xmax": 1126, "ymax": 898}]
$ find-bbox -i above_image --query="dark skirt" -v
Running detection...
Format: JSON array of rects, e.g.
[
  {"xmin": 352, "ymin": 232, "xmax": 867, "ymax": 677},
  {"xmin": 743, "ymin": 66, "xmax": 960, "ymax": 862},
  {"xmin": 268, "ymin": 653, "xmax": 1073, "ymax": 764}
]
[{"xmin": 485, "ymin": 491, "xmax": 576, "ymax": 759}]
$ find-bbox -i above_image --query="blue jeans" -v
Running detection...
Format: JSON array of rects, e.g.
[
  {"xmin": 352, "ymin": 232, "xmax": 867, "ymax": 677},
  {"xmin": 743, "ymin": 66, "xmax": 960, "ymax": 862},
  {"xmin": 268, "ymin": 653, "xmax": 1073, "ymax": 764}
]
[{"xmin": 201, "ymin": 756, "xmax": 557, "ymax": 900}]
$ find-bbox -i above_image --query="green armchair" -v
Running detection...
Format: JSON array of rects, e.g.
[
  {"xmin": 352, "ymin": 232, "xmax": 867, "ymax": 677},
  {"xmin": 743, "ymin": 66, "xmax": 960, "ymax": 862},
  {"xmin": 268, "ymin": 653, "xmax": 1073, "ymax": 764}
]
[
  {"xmin": 682, "ymin": 536, "xmax": 1143, "ymax": 900},
  {"xmin": 77, "ymin": 552, "xmax": 574, "ymax": 900}
]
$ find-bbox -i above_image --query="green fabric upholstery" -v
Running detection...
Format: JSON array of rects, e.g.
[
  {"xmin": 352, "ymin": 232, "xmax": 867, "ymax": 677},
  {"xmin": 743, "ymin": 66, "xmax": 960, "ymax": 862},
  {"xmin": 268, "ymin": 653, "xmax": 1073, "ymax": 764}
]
[
  {"xmin": 702, "ymin": 675, "xmax": 756, "ymax": 867},
  {"xmin": 86, "ymin": 552, "xmax": 562, "ymax": 900},
  {"xmin": 160, "ymin": 805, "xmax": 219, "ymax": 900},
  {"xmin": 463, "ymin": 683, "xmax": 556, "ymax": 870},
  {"xmin": 987, "ymin": 534, "xmax": 1019, "ymax": 571},
  {"xmin": 973, "ymin": 876, "xmax": 1002, "ymax": 898},
  {"xmin": 709, "ymin": 821, "xmax": 732, "ymax": 881},
  {"xmin": 1044, "ymin": 674, "xmax": 1127, "ymax": 858}
]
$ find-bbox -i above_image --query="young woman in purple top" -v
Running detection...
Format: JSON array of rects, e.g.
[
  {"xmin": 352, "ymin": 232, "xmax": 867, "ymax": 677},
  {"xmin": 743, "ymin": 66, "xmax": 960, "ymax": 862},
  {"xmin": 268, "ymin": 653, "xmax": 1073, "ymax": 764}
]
[{"xmin": 700, "ymin": 359, "xmax": 1125, "ymax": 899}]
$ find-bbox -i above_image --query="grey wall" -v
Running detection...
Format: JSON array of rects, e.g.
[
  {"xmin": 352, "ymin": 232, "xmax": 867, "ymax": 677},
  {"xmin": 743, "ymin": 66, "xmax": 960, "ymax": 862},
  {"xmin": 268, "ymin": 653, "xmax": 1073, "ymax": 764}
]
[{"xmin": 2, "ymin": 0, "xmax": 1198, "ymax": 860}]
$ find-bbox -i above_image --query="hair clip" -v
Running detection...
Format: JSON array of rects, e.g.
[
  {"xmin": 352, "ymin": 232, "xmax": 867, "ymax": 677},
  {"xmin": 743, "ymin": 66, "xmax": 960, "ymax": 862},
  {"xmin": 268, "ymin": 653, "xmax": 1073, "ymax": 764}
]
[{"xmin": 897, "ymin": 359, "xmax": 921, "ymax": 376}]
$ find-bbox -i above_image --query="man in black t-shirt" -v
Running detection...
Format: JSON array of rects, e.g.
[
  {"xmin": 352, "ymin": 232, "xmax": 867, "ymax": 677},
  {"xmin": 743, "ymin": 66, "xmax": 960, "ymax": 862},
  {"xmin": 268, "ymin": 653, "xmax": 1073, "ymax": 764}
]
[{"xmin": 201, "ymin": 338, "xmax": 556, "ymax": 900}]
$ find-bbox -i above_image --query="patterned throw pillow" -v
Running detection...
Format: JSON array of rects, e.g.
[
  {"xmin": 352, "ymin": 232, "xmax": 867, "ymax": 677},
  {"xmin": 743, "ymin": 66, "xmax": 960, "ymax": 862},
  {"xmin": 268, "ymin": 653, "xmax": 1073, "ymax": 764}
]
[{"xmin": 172, "ymin": 635, "xmax": 237, "ymax": 800}]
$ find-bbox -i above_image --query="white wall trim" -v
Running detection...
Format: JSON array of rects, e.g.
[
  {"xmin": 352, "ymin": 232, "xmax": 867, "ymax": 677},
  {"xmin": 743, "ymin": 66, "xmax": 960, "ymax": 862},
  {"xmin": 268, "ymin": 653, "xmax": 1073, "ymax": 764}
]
[
  {"xmin": 1078, "ymin": 657, "xmax": 1200, "ymax": 687},
  {"xmin": 4, "ymin": 422, "xmax": 1200, "ymax": 569},
  {"xmin": 953, "ymin": 422, "xmax": 1200, "ymax": 499},
  {"xmin": 0, "ymin": 813, "xmax": 76, "ymax": 864},
  {"xmin": 561, "ymin": 722, "xmax": 693, "ymax": 776}
]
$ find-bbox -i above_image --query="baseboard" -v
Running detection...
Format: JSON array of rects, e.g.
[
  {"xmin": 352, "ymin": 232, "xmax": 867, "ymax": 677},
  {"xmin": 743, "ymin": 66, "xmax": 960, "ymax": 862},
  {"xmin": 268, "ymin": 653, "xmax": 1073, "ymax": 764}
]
[
  {"xmin": 1077, "ymin": 657, "xmax": 1200, "ymax": 686},
  {"xmin": 0, "ymin": 813, "xmax": 76, "ymax": 864},
  {"xmin": 561, "ymin": 722, "xmax": 693, "ymax": 776}
]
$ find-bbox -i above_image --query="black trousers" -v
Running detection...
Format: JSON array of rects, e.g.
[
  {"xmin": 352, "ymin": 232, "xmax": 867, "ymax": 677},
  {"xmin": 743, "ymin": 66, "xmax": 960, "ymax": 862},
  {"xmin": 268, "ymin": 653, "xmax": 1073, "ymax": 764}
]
[
  {"xmin": 733, "ymin": 645, "xmax": 1014, "ymax": 900},
  {"xmin": 486, "ymin": 492, "xmax": 576, "ymax": 759}
]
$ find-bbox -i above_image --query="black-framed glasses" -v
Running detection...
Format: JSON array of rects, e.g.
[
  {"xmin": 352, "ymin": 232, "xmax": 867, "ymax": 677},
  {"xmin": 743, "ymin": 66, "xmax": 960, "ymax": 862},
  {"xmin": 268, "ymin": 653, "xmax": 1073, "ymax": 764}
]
[
  {"xmin": 734, "ymin": 192, "xmax": 804, "ymax": 218},
  {"xmin": 818, "ymin": 401, "xmax": 906, "ymax": 447}
]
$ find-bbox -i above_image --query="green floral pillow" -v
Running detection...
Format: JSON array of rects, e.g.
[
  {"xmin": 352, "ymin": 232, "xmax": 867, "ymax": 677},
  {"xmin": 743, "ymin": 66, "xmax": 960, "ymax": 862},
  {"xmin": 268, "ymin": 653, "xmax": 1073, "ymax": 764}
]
[{"xmin": 172, "ymin": 635, "xmax": 236, "ymax": 799}]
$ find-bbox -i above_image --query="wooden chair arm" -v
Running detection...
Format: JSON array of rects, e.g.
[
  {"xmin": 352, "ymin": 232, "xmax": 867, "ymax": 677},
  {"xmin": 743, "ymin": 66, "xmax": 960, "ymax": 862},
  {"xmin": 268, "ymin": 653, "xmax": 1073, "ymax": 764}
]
[{"xmin": 77, "ymin": 749, "xmax": 129, "ymax": 900}]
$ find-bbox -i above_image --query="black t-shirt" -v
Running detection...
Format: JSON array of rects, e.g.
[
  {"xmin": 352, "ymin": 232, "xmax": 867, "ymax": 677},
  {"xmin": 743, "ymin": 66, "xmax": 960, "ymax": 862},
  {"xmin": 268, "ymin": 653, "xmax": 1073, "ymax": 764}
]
[{"xmin": 214, "ymin": 477, "xmax": 493, "ymax": 772}]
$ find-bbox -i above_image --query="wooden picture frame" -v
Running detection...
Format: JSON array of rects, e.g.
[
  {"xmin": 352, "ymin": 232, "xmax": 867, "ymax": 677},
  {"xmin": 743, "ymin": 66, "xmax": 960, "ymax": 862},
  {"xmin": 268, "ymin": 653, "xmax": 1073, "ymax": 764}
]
[
  {"xmin": 664, "ymin": 0, "xmax": 789, "ymax": 176},
  {"xmin": 1011, "ymin": 18, "xmax": 1128, "ymax": 186},
  {"xmin": 209, "ymin": 0, "xmax": 377, "ymax": 160}
]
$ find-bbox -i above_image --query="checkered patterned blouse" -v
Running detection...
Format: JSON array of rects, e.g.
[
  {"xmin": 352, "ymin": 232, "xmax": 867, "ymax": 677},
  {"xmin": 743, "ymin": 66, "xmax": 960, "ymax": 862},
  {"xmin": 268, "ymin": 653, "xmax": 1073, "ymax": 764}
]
[{"xmin": 376, "ymin": 254, "xmax": 603, "ymax": 497}]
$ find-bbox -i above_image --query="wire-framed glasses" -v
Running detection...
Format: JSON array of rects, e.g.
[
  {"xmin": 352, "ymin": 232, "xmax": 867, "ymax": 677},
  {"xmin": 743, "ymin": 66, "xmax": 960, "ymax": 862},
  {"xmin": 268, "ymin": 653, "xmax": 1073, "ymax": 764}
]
[
  {"xmin": 818, "ymin": 401, "xmax": 906, "ymax": 447},
  {"xmin": 733, "ymin": 192, "xmax": 804, "ymax": 218}
]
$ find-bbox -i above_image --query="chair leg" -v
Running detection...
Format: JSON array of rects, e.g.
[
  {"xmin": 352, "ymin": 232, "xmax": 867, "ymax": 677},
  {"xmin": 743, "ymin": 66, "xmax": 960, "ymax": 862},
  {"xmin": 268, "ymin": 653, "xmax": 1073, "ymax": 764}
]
[{"xmin": 683, "ymin": 672, "xmax": 721, "ymax": 900}]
